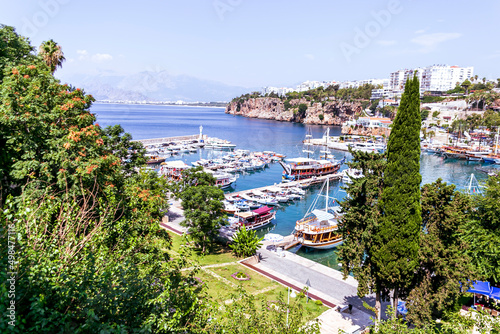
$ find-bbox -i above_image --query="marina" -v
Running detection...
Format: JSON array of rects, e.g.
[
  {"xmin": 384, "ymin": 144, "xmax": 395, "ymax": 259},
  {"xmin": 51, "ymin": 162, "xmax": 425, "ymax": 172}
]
[{"xmin": 95, "ymin": 103, "xmax": 498, "ymax": 271}]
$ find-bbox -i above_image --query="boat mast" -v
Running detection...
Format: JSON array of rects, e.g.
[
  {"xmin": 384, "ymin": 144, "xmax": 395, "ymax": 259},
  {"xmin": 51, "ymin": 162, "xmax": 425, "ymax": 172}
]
[
  {"xmin": 324, "ymin": 128, "xmax": 330, "ymax": 160},
  {"xmin": 495, "ymin": 127, "xmax": 499, "ymax": 155},
  {"xmin": 325, "ymin": 176, "xmax": 329, "ymax": 211}
]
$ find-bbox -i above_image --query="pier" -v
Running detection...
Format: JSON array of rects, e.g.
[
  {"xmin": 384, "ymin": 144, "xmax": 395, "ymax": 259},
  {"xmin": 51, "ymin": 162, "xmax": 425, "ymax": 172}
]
[
  {"xmin": 226, "ymin": 173, "xmax": 342, "ymax": 198},
  {"xmin": 133, "ymin": 134, "xmax": 203, "ymax": 146}
]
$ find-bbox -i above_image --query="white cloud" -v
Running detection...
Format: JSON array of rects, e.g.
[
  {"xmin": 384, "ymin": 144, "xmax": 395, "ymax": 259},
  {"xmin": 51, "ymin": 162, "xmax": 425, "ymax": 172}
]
[
  {"xmin": 304, "ymin": 54, "xmax": 315, "ymax": 60},
  {"xmin": 91, "ymin": 53, "xmax": 113, "ymax": 62},
  {"xmin": 77, "ymin": 49, "xmax": 88, "ymax": 60},
  {"xmin": 415, "ymin": 29, "xmax": 426, "ymax": 34},
  {"xmin": 75, "ymin": 50, "xmax": 113, "ymax": 62},
  {"xmin": 376, "ymin": 40, "xmax": 397, "ymax": 46},
  {"xmin": 411, "ymin": 32, "xmax": 461, "ymax": 53}
]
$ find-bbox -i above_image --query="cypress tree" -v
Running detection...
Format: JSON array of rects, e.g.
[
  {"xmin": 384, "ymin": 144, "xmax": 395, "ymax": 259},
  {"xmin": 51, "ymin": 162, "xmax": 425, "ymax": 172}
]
[
  {"xmin": 338, "ymin": 150, "xmax": 388, "ymax": 323},
  {"xmin": 373, "ymin": 74, "xmax": 422, "ymax": 317}
]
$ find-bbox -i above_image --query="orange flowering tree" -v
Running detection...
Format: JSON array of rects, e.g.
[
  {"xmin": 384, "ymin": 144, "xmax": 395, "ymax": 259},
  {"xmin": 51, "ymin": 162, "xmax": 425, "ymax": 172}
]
[{"xmin": 0, "ymin": 26, "xmax": 211, "ymax": 333}]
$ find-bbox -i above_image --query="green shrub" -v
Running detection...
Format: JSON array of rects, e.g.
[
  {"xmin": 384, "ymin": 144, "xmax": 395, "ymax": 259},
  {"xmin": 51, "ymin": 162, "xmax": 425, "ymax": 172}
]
[
  {"xmin": 229, "ymin": 226, "xmax": 264, "ymax": 257},
  {"xmin": 318, "ymin": 114, "xmax": 324, "ymax": 121},
  {"xmin": 314, "ymin": 300, "xmax": 323, "ymax": 306}
]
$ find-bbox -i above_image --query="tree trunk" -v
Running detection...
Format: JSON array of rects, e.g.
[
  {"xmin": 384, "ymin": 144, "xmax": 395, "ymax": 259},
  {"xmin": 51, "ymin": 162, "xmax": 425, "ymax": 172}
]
[
  {"xmin": 392, "ymin": 288, "xmax": 399, "ymax": 319},
  {"xmin": 375, "ymin": 291, "xmax": 382, "ymax": 324}
]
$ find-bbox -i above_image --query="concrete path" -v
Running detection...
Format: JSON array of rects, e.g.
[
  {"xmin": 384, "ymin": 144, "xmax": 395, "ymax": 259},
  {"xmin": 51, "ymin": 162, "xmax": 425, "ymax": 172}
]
[
  {"xmin": 162, "ymin": 198, "xmax": 188, "ymax": 235},
  {"xmin": 244, "ymin": 247, "xmax": 393, "ymax": 333}
]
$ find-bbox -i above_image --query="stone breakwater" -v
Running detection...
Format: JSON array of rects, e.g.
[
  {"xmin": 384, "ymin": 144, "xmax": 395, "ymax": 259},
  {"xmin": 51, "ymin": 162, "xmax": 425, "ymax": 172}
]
[{"xmin": 225, "ymin": 97, "xmax": 363, "ymax": 125}]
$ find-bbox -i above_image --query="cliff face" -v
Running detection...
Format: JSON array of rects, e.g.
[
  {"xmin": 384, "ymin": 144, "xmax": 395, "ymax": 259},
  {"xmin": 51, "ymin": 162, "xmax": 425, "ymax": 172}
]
[{"xmin": 225, "ymin": 97, "xmax": 362, "ymax": 125}]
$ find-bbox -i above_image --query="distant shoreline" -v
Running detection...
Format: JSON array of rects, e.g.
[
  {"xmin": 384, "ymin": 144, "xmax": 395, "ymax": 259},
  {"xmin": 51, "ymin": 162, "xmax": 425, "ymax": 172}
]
[{"xmin": 94, "ymin": 101, "xmax": 227, "ymax": 108}]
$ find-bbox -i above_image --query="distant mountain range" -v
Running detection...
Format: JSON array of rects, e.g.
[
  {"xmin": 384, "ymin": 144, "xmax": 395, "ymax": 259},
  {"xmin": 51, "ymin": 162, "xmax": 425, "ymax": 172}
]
[{"xmin": 59, "ymin": 71, "xmax": 253, "ymax": 103}]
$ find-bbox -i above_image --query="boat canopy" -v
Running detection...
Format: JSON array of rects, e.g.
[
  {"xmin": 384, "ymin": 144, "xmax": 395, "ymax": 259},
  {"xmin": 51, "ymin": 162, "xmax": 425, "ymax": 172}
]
[
  {"xmin": 285, "ymin": 157, "xmax": 316, "ymax": 163},
  {"xmin": 253, "ymin": 206, "xmax": 273, "ymax": 215},
  {"xmin": 235, "ymin": 211, "xmax": 256, "ymax": 219},
  {"xmin": 312, "ymin": 209, "xmax": 335, "ymax": 221},
  {"xmin": 161, "ymin": 160, "xmax": 189, "ymax": 168}
]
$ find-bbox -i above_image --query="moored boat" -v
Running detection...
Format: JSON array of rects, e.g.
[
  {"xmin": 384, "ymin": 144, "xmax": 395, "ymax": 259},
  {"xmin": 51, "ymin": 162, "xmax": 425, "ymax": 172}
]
[
  {"xmin": 293, "ymin": 178, "xmax": 343, "ymax": 249},
  {"xmin": 146, "ymin": 155, "xmax": 166, "ymax": 164},
  {"xmin": 232, "ymin": 206, "xmax": 276, "ymax": 231},
  {"xmin": 279, "ymin": 157, "xmax": 345, "ymax": 181}
]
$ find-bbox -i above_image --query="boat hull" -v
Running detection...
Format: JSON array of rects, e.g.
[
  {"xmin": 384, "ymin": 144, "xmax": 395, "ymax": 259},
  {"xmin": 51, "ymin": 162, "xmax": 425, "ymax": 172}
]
[{"xmin": 300, "ymin": 238, "xmax": 343, "ymax": 250}]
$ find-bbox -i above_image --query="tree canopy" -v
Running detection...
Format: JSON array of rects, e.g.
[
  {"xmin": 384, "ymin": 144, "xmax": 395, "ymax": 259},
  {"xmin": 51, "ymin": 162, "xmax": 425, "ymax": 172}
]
[
  {"xmin": 0, "ymin": 25, "xmax": 211, "ymax": 333},
  {"xmin": 338, "ymin": 150, "xmax": 387, "ymax": 322}
]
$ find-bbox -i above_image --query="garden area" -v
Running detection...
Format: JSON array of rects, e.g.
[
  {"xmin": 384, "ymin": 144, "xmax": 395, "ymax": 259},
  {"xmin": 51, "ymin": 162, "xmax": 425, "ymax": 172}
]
[{"xmin": 167, "ymin": 233, "xmax": 327, "ymax": 321}]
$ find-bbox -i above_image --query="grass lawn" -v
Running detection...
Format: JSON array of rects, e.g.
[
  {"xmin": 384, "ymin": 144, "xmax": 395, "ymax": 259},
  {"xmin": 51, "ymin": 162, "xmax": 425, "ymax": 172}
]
[
  {"xmin": 258, "ymin": 286, "xmax": 328, "ymax": 320},
  {"xmin": 210, "ymin": 263, "xmax": 281, "ymax": 295},
  {"xmin": 168, "ymin": 231, "xmax": 328, "ymax": 323},
  {"xmin": 168, "ymin": 233, "xmax": 243, "ymax": 266}
]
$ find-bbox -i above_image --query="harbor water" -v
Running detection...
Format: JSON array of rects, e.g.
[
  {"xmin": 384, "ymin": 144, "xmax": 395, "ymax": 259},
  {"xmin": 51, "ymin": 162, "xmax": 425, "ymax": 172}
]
[{"xmin": 94, "ymin": 103, "xmax": 498, "ymax": 270}]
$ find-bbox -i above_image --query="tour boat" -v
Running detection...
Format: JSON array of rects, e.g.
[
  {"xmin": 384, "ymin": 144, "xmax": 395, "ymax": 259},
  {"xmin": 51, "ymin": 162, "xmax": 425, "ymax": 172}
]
[
  {"xmin": 146, "ymin": 155, "xmax": 166, "ymax": 164},
  {"xmin": 212, "ymin": 172, "xmax": 238, "ymax": 189},
  {"xmin": 159, "ymin": 160, "xmax": 190, "ymax": 180},
  {"xmin": 442, "ymin": 147, "xmax": 468, "ymax": 160},
  {"xmin": 293, "ymin": 178, "xmax": 343, "ymax": 249},
  {"xmin": 279, "ymin": 157, "xmax": 345, "ymax": 181},
  {"xmin": 232, "ymin": 206, "xmax": 276, "ymax": 231}
]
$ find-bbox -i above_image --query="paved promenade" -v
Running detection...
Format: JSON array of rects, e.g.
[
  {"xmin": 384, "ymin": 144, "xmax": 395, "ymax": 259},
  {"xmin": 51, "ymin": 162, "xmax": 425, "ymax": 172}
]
[
  {"xmin": 160, "ymin": 201, "xmax": 389, "ymax": 333},
  {"xmin": 244, "ymin": 246, "xmax": 384, "ymax": 333}
]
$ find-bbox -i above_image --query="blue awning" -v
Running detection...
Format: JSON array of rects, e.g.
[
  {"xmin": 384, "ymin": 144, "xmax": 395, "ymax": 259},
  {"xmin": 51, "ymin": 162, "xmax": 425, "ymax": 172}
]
[
  {"xmin": 397, "ymin": 301, "xmax": 408, "ymax": 315},
  {"xmin": 490, "ymin": 287, "xmax": 500, "ymax": 300},
  {"xmin": 467, "ymin": 281, "xmax": 491, "ymax": 295}
]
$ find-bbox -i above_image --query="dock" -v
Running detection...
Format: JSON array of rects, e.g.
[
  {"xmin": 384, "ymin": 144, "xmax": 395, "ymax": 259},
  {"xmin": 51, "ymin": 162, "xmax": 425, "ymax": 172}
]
[
  {"xmin": 133, "ymin": 134, "xmax": 202, "ymax": 146},
  {"xmin": 226, "ymin": 173, "xmax": 342, "ymax": 198}
]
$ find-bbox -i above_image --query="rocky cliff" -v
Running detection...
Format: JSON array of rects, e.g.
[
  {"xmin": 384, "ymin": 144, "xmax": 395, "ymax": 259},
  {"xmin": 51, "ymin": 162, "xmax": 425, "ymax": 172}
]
[{"xmin": 225, "ymin": 97, "xmax": 363, "ymax": 125}]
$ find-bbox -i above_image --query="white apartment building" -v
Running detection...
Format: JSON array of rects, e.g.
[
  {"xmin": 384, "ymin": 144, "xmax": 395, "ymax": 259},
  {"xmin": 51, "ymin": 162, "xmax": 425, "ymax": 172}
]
[
  {"xmin": 262, "ymin": 86, "xmax": 297, "ymax": 96},
  {"xmin": 389, "ymin": 65, "xmax": 474, "ymax": 92},
  {"xmin": 421, "ymin": 65, "xmax": 474, "ymax": 92},
  {"xmin": 371, "ymin": 88, "xmax": 403, "ymax": 100},
  {"xmin": 389, "ymin": 68, "xmax": 424, "ymax": 90}
]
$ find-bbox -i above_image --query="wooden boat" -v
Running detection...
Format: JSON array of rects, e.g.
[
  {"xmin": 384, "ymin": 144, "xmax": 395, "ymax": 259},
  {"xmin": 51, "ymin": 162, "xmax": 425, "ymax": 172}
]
[
  {"xmin": 232, "ymin": 206, "xmax": 276, "ymax": 231},
  {"xmin": 293, "ymin": 178, "xmax": 343, "ymax": 249},
  {"xmin": 442, "ymin": 147, "xmax": 468, "ymax": 160},
  {"xmin": 146, "ymin": 155, "xmax": 166, "ymax": 164},
  {"xmin": 279, "ymin": 157, "xmax": 345, "ymax": 181}
]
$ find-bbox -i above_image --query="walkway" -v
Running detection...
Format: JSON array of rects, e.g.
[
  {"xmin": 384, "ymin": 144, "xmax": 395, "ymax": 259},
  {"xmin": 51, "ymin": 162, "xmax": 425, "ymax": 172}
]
[{"xmin": 240, "ymin": 246, "xmax": 390, "ymax": 333}]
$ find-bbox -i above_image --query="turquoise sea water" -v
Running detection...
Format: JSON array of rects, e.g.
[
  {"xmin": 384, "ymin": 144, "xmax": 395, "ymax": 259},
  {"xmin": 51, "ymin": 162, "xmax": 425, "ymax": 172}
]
[{"xmin": 93, "ymin": 103, "xmax": 498, "ymax": 270}]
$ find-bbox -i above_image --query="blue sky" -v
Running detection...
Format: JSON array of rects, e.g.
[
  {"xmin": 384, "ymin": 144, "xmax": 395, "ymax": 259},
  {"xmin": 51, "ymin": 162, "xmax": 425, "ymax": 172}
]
[{"xmin": 1, "ymin": 0, "xmax": 500, "ymax": 88}]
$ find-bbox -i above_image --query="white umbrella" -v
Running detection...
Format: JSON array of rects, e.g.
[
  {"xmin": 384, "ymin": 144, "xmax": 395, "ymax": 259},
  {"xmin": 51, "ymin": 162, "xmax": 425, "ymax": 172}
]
[{"xmin": 264, "ymin": 233, "xmax": 284, "ymax": 242}]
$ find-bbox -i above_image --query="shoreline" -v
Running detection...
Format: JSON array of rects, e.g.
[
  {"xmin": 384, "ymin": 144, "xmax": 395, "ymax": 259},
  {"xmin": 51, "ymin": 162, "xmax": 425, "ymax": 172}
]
[{"xmin": 93, "ymin": 101, "xmax": 226, "ymax": 109}]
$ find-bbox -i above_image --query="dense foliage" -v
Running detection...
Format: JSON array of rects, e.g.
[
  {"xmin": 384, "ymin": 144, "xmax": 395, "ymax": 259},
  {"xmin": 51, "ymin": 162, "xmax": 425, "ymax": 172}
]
[
  {"xmin": 406, "ymin": 180, "xmax": 475, "ymax": 327},
  {"xmin": 462, "ymin": 174, "xmax": 500, "ymax": 283},
  {"xmin": 338, "ymin": 150, "xmax": 387, "ymax": 321},
  {"xmin": 0, "ymin": 26, "xmax": 211, "ymax": 333},
  {"xmin": 209, "ymin": 290, "xmax": 320, "ymax": 334},
  {"xmin": 179, "ymin": 168, "xmax": 227, "ymax": 254}
]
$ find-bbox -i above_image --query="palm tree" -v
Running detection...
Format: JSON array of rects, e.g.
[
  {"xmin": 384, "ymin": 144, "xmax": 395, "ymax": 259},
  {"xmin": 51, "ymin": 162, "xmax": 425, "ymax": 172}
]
[{"xmin": 39, "ymin": 39, "xmax": 65, "ymax": 73}]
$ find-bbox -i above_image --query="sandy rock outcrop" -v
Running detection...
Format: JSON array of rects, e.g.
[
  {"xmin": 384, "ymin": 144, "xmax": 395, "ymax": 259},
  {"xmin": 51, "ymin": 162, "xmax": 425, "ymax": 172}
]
[{"xmin": 225, "ymin": 97, "xmax": 363, "ymax": 125}]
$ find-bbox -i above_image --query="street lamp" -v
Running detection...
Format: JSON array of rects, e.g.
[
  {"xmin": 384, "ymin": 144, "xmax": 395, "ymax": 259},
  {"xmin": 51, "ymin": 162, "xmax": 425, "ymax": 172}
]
[{"xmin": 286, "ymin": 287, "xmax": 297, "ymax": 328}]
